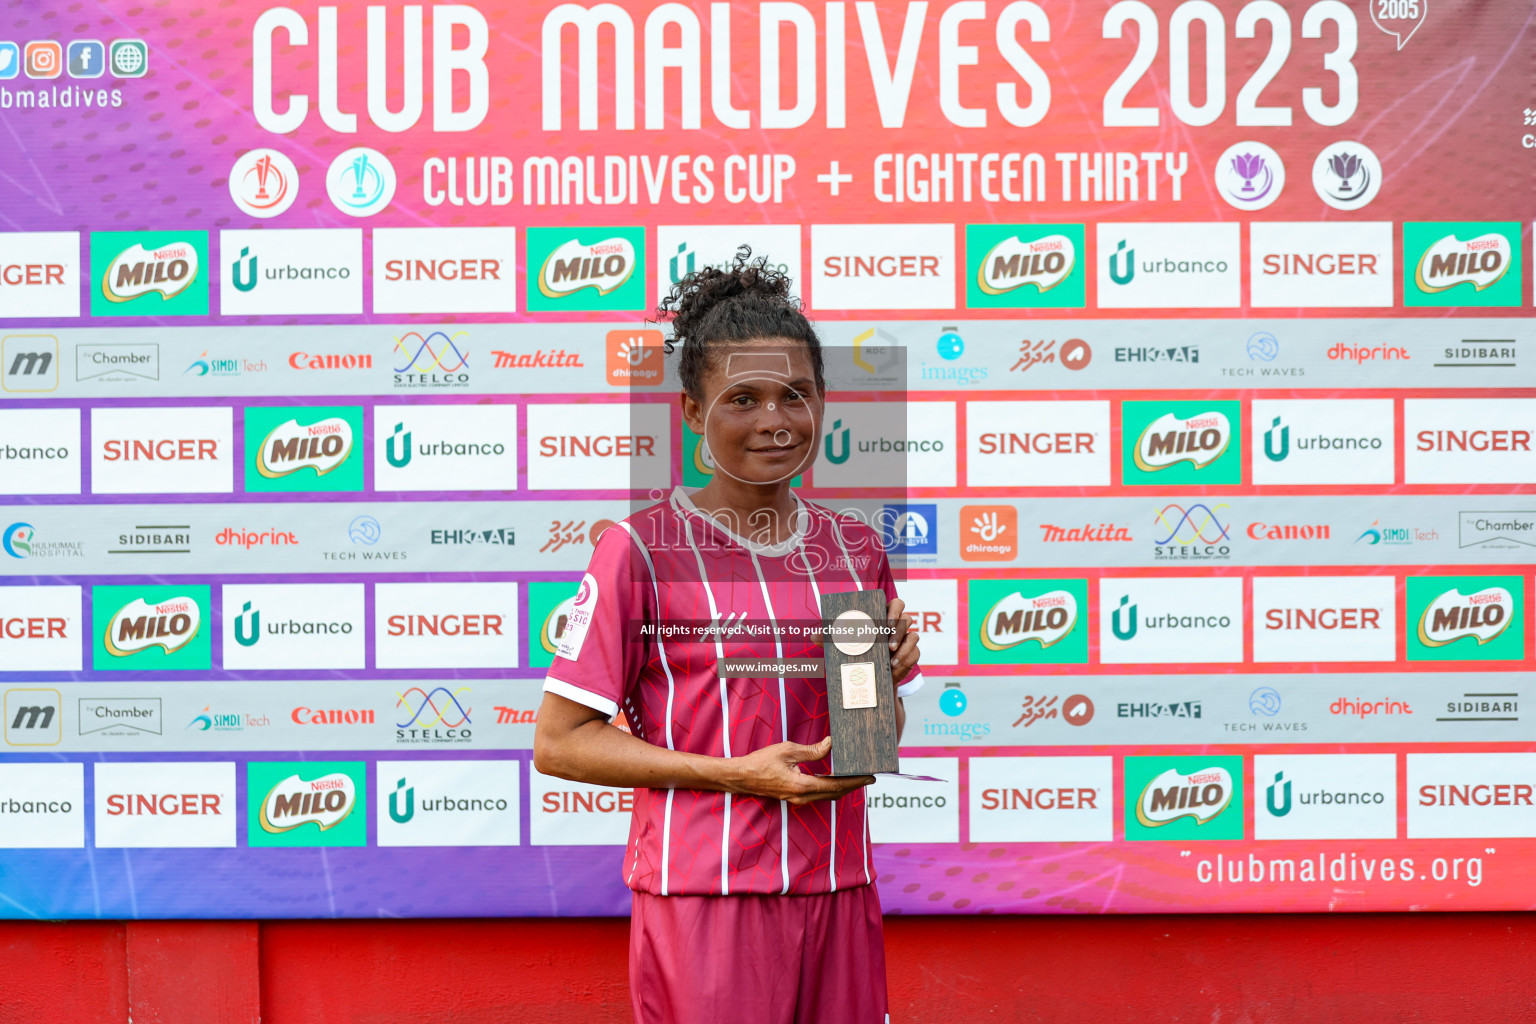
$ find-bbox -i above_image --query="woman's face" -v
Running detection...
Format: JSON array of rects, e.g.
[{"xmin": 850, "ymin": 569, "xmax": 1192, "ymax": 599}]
[{"xmin": 684, "ymin": 338, "xmax": 821, "ymax": 488}]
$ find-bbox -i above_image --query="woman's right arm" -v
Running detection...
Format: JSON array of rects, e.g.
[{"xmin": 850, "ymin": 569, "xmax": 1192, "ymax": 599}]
[{"xmin": 533, "ymin": 692, "xmax": 871, "ymax": 805}]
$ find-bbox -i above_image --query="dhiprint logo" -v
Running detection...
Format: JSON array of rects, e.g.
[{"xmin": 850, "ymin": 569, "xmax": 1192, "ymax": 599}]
[
  {"xmin": 219, "ymin": 229, "xmax": 362, "ymax": 315},
  {"xmin": 969, "ymin": 580, "xmax": 1088, "ymax": 666},
  {"xmin": 374, "ymin": 405, "xmax": 518, "ymax": 492},
  {"xmin": 247, "ymin": 762, "xmax": 366, "ymax": 847},
  {"xmin": 1152, "ymin": 503, "xmax": 1232, "ymax": 562},
  {"xmin": 1409, "ymin": 577, "xmax": 1523, "ymax": 662},
  {"xmin": 1124, "ymin": 756, "xmax": 1243, "ymax": 841},
  {"xmin": 526, "ymin": 227, "xmax": 646, "ymax": 311},
  {"xmin": 5, "ymin": 688, "xmax": 61, "ymax": 746},
  {"xmin": 965, "ymin": 224, "xmax": 1085, "ymax": 308},
  {"xmin": 395, "ymin": 685, "xmax": 472, "ymax": 745},
  {"xmin": 1099, "ymin": 577, "xmax": 1242, "ymax": 665},
  {"xmin": 223, "ymin": 584, "xmax": 365, "ymax": 670},
  {"xmin": 392, "ymin": 330, "xmax": 470, "ymax": 389},
  {"xmin": 655, "ymin": 225, "xmax": 800, "ymax": 303},
  {"xmin": 90, "ymin": 232, "xmax": 209, "ymax": 316},
  {"xmin": 2, "ymin": 335, "xmax": 58, "ymax": 392},
  {"xmin": 1215, "ymin": 142, "xmax": 1285, "ymax": 210},
  {"xmin": 325, "ymin": 147, "xmax": 396, "ymax": 217},
  {"xmin": 377, "ymin": 761, "xmax": 521, "ymax": 847},
  {"xmin": 1123, "ymin": 402, "xmax": 1241, "ymax": 485},
  {"xmin": 1096, "ymin": 223, "xmax": 1240, "ymax": 308},
  {"xmin": 244, "ymin": 406, "xmax": 362, "ymax": 493},
  {"xmin": 228, "ymin": 149, "xmax": 299, "ymax": 218},
  {"xmin": 1404, "ymin": 222, "xmax": 1521, "ymax": 307},
  {"xmin": 1251, "ymin": 399, "xmax": 1394, "ymax": 485},
  {"xmin": 92, "ymin": 585, "xmax": 211, "ymax": 671},
  {"xmin": 1312, "ymin": 142, "xmax": 1383, "ymax": 210}
]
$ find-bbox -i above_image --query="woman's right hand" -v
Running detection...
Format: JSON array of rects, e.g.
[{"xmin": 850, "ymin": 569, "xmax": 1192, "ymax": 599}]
[{"xmin": 725, "ymin": 737, "xmax": 875, "ymax": 805}]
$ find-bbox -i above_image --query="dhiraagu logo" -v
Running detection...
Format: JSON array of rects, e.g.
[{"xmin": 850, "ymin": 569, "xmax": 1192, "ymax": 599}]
[
  {"xmin": 92, "ymin": 584, "xmax": 211, "ymax": 671},
  {"xmin": 968, "ymin": 579, "xmax": 1088, "ymax": 665},
  {"xmin": 526, "ymin": 227, "xmax": 646, "ymax": 312},
  {"xmin": 1407, "ymin": 575, "xmax": 1524, "ymax": 662},
  {"xmin": 1124, "ymin": 755, "xmax": 1244, "ymax": 841},
  {"xmin": 528, "ymin": 580, "xmax": 582, "ymax": 670},
  {"xmin": 965, "ymin": 224, "xmax": 1085, "ymax": 309},
  {"xmin": 247, "ymin": 761, "xmax": 366, "ymax": 847},
  {"xmin": 1122, "ymin": 401, "xmax": 1241, "ymax": 486},
  {"xmin": 90, "ymin": 231, "xmax": 209, "ymax": 317},
  {"xmin": 244, "ymin": 406, "xmax": 363, "ymax": 493}
]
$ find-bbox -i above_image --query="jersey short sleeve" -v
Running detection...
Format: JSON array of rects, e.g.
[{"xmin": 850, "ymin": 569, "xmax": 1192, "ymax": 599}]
[
  {"xmin": 870, "ymin": 544, "xmax": 926, "ymax": 699},
  {"xmin": 543, "ymin": 523, "xmax": 655, "ymax": 719}
]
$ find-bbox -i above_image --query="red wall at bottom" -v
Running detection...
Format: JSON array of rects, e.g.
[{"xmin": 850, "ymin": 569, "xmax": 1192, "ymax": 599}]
[{"xmin": 4, "ymin": 914, "xmax": 1534, "ymax": 1023}]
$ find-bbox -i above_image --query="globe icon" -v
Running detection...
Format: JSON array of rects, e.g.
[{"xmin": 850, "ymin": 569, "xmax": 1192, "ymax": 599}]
[{"xmin": 112, "ymin": 45, "xmax": 144, "ymax": 76}]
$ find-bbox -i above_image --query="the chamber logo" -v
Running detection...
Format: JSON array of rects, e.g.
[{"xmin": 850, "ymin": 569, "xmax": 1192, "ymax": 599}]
[
  {"xmin": 257, "ymin": 417, "xmax": 353, "ymax": 478},
  {"xmin": 1135, "ymin": 766, "xmax": 1235, "ymax": 827},
  {"xmin": 258, "ymin": 772, "xmax": 357, "ymax": 833},
  {"xmin": 1134, "ymin": 411, "xmax": 1232, "ymax": 472},
  {"xmin": 101, "ymin": 241, "xmax": 199, "ymax": 303},
  {"xmin": 104, "ymin": 596, "xmax": 201, "ymax": 657},
  {"xmin": 1417, "ymin": 586, "xmax": 1514, "ymax": 647}
]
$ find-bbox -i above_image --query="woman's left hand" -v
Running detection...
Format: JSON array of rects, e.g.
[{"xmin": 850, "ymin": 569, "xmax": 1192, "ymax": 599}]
[{"xmin": 886, "ymin": 597, "xmax": 921, "ymax": 685}]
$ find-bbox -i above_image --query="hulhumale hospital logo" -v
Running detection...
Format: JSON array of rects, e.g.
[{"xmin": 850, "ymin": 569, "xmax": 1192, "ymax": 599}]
[{"xmin": 325, "ymin": 147, "xmax": 395, "ymax": 217}]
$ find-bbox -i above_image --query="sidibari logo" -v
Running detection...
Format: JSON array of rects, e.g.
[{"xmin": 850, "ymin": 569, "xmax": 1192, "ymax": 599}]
[
  {"xmin": 981, "ymin": 589, "xmax": 1077, "ymax": 651},
  {"xmin": 105, "ymin": 596, "xmax": 201, "ymax": 657},
  {"xmin": 259, "ymin": 772, "xmax": 357, "ymax": 833},
  {"xmin": 1415, "ymin": 233, "xmax": 1511, "ymax": 294},
  {"xmin": 102, "ymin": 241, "xmax": 199, "ymax": 303},
  {"xmin": 1134, "ymin": 411, "xmax": 1232, "ymax": 472},
  {"xmin": 257, "ymin": 417, "xmax": 353, "ymax": 478},
  {"xmin": 978, "ymin": 234, "xmax": 1074, "ymax": 295},
  {"xmin": 538, "ymin": 237, "xmax": 636, "ymax": 298},
  {"xmin": 1417, "ymin": 586, "xmax": 1514, "ymax": 647},
  {"xmin": 1136, "ymin": 766, "xmax": 1234, "ymax": 827}
]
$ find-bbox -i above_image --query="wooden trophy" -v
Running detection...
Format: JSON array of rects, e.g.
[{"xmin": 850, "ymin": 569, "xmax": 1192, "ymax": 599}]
[{"xmin": 820, "ymin": 589, "xmax": 900, "ymax": 776}]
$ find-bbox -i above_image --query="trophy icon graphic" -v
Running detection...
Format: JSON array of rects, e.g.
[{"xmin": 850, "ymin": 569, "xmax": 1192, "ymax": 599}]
[
  {"xmin": 1231, "ymin": 152, "xmax": 1266, "ymax": 194},
  {"xmin": 351, "ymin": 153, "xmax": 372, "ymax": 202},
  {"xmin": 252, "ymin": 154, "xmax": 274, "ymax": 201},
  {"xmin": 230, "ymin": 148, "xmax": 298, "ymax": 217},
  {"xmin": 325, "ymin": 147, "xmax": 395, "ymax": 217},
  {"xmin": 1328, "ymin": 151, "xmax": 1361, "ymax": 193}
]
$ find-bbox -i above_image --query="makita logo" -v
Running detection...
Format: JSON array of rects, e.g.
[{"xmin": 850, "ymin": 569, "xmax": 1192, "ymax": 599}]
[
  {"xmin": 1040, "ymin": 522, "xmax": 1130, "ymax": 543},
  {"xmin": 538, "ymin": 238, "xmax": 636, "ymax": 298},
  {"xmin": 1415, "ymin": 233, "xmax": 1511, "ymax": 293},
  {"xmin": 1417, "ymin": 587, "xmax": 1514, "ymax": 647},
  {"xmin": 105, "ymin": 597, "xmax": 201, "ymax": 657},
  {"xmin": 1135, "ymin": 767, "xmax": 1234, "ymax": 827},
  {"xmin": 490, "ymin": 348, "xmax": 584, "ymax": 369},
  {"xmin": 257, "ymin": 417, "xmax": 353, "ymax": 478},
  {"xmin": 1134, "ymin": 412, "xmax": 1232, "ymax": 472},
  {"xmin": 980, "ymin": 589, "xmax": 1077, "ymax": 651}
]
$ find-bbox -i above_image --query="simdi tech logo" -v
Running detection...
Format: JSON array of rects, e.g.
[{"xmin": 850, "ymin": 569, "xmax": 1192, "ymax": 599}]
[
  {"xmin": 1122, "ymin": 401, "xmax": 1241, "ymax": 486},
  {"xmin": 526, "ymin": 227, "xmax": 645, "ymax": 312},
  {"xmin": 1124, "ymin": 755, "xmax": 1244, "ymax": 841},
  {"xmin": 89, "ymin": 232, "xmax": 208, "ymax": 317},
  {"xmin": 92, "ymin": 585, "xmax": 211, "ymax": 671},
  {"xmin": 246, "ymin": 761, "xmax": 366, "ymax": 848},
  {"xmin": 244, "ymin": 406, "xmax": 363, "ymax": 493},
  {"xmin": 1407, "ymin": 576, "xmax": 1525, "ymax": 662},
  {"xmin": 1403, "ymin": 222, "xmax": 1521, "ymax": 307},
  {"xmin": 967, "ymin": 579, "xmax": 1088, "ymax": 665},
  {"xmin": 965, "ymin": 224, "xmax": 1085, "ymax": 309}
]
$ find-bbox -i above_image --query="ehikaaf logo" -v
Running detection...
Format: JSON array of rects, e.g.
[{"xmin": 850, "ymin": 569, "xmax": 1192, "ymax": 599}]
[
  {"xmin": 244, "ymin": 406, "xmax": 363, "ymax": 493},
  {"xmin": 526, "ymin": 228, "xmax": 646, "ymax": 312},
  {"xmin": 1407, "ymin": 576, "xmax": 1525, "ymax": 662},
  {"xmin": 1123, "ymin": 402, "xmax": 1241, "ymax": 485},
  {"xmin": 1124, "ymin": 755, "xmax": 1244, "ymax": 841},
  {"xmin": 89, "ymin": 232, "xmax": 209, "ymax": 316},
  {"xmin": 247, "ymin": 761, "xmax": 366, "ymax": 848},
  {"xmin": 968, "ymin": 579, "xmax": 1088, "ymax": 666},
  {"xmin": 93, "ymin": 585, "xmax": 211, "ymax": 671}
]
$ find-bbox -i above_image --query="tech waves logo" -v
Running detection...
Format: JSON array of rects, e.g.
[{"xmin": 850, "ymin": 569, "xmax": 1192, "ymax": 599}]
[
  {"xmin": 256, "ymin": 417, "xmax": 353, "ymax": 479},
  {"xmin": 1134, "ymin": 411, "xmax": 1232, "ymax": 472},
  {"xmin": 980, "ymin": 589, "xmax": 1078, "ymax": 651},
  {"xmin": 1414, "ymin": 233, "xmax": 1512, "ymax": 294},
  {"xmin": 1135, "ymin": 766, "xmax": 1235, "ymax": 827},
  {"xmin": 101, "ymin": 242, "xmax": 199, "ymax": 302},
  {"xmin": 977, "ymin": 234, "xmax": 1075, "ymax": 295},
  {"xmin": 538, "ymin": 237, "xmax": 637, "ymax": 298},
  {"xmin": 104, "ymin": 596, "xmax": 201, "ymax": 657},
  {"xmin": 258, "ymin": 772, "xmax": 357, "ymax": 833},
  {"xmin": 1417, "ymin": 586, "xmax": 1514, "ymax": 647}
]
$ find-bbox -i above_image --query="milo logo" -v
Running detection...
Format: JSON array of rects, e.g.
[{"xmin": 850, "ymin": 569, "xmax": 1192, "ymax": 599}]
[
  {"xmin": 102, "ymin": 241, "xmax": 200, "ymax": 302},
  {"xmin": 1415, "ymin": 233, "xmax": 1511, "ymax": 294},
  {"xmin": 1417, "ymin": 586, "xmax": 1513, "ymax": 647},
  {"xmin": 257, "ymin": 417, "xmax": 354, "ymax": 479},
  {"xmin": 1134, "ymin": 411, "xmax": 1232, "ymax": 473},
  {"xmin": 540, "ymin": 594, "xmax": 579, "ymax": 655},
  {"xmin": 105, "ymin": 596, "xmax": 202, "ymax": 657},
  {"xmin": 259, "ymin": 772, "xmax": 358, "ymax": 834},
  {"xmin": 538, "ymin": 237, "xmax": 636, "ymax": 298},
  {"xmin": 980, "ymin": 588, "xmax": 1077, "ymax": 651},
  {"xmin": 1135, "ymin": 766, "xmax": 1234, "ymax": 827},
  {"xmin": 978, "ymin": 233, "xmax": 1075, "ymax": 295}
]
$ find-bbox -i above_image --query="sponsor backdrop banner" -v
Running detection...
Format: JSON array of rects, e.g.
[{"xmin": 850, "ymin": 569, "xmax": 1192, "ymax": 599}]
[{"xmin": 0, "ymin": 0, "xmax": 1530, "ymax": 917}]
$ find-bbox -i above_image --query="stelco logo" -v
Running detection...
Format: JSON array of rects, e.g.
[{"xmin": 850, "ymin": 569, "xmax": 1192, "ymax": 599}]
[
  {"xmin": 259, "ymin": 772, "xmax": 357, "ymax": 833},
  {"xmin": 102, "ymin": 242, "xmax": 200, "ymax": 303},
  {"xmin": 977, "ymin": 234, "xmax": 1074, "ymax": 295},
  {"xmin": 1135, "ymin": 766, "xmax": 1234, "ymax": 827},
  {"xmin": 1134, "ymin": 411, "xmax": 1231, "ymax": 472},
  {"xmin": 980, "ymin": 589, "xmax": 1077, "ymax": 651},
  {"xmin": 1417, "ymin": 586, "xmax": 1514, "ymax": 647},
  {"xmin": 105, "ymin": 597, "xmax": 202, "ymax": 657},
  {"xmin": 1415, "ymin": 233, "xmax": 1511, "ymax": 294},
  {"xmin": 538, "ymin": 237, "xmax": 636, "ymax": 298},
  {"xmin": 257, "ymin": 417, "xmax": 353, "ymax": 478}
]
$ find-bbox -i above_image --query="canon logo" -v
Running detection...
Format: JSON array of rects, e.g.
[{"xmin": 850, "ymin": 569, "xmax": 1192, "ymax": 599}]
[
  {"xmin": 289, "ymin": 352, "xmax": 373, "ymax": 370},
  {"xmin": 1247, "ymin": 523, "xmax": 1331, "ymax": 540},
  {"xmin": 291, "ymin": 707, "xmax": 375, "ymax": 725}
]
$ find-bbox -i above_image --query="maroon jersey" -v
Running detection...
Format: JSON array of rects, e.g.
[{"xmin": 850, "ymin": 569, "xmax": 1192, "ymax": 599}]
[{"xmin": 544, "ymin": 487, "xmax": 924, "ymax": 896}]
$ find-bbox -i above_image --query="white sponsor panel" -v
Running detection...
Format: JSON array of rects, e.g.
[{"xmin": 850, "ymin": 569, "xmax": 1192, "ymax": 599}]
[
  {"xmin": 0, "ymin": 407, "xmax": 81, "ymax": 495},
  {"xmin": 0, "ymin": 763, "xmax": 84, "ymax": 848},
  {"xmin": 219, "ymin": 229, "xmax": 362, "ymax": 315},
  {"xmin": 1254, "ymin": 754, "xmax": 1397, "ymax": 840},
  {"xmin": 530, "ymin": 768, "xmax": 633, "ymax": 846},
  {"xmin": 1099, "ymin": 577, "xmax": 1243, "ymax": 664},
  {"xmin": 967, "ymin": 401, "xmax": 1109, "ymax": 487},
  {"xmin": 893, "ymin": 579, "xmax": 958, "ymax": 667},
  {"xmin": 867, "ymin": 758, "xmax": 959, "ymax": 843},
  {"xmin": 1096, "ymin": 222, "xmax": 1240, "ymax": 308},
  {"xmin": 1405, "ymin": 399, "xmax": 1536, "ymax": 484},
  {"xmin": 526, "ymin": 403, "xmax": 669, "ymax": 491},
  {"xmin": 1250, "ymin": 222, "xmax": 1393, "ymax": 307},
  {"xmin": 373, "ymin": 227, "xmax": 517, "ymax": 314},
  {"xmin": 376, "ymin": 760, "xmax": 521, "ymax": 847},
  {"xmin": 810, "ymin": 224, "xmax": 956, "ymax": 310},
  {"xmin": 1408, "ymin": 753, "xmax": 1536, "ymax": 839},
  {"xmin": 90, "ymin": 406, "xmax": 232, "ymax": 494},
  {"xmin": 373, "ymin": 404, "xmax": 518, "ymax": 492},
  {"xmin": 1251, "ymin": 399, "xmax": 1394, "ymax": 484},
  {"xmin": 375, "ymin": 582, "xmax": 519, "ymax": 669},
  {"xmin": 93, "ymin": 761, "xmax": 237, "ymax": 848},
  {"xmin": 222, "ymin": 583, "xmax": 365, "ymax": 670},
  {"xmin": 656, "ymin": 225, "xmax": 801, "ymax": 303},
  {"xmin": 1253, "ymin": 576, "xmax": 1396, "ymax": 663},
  {"xmin": 0, "ymin": 586, "xmax": 82, "ymax": 671},
  {"xmin": 814, "ymin": 401, "xmax": 955, "ymax": 488},
  {"xmin": 968, "ymin": 756, "xmax": 1112, "ymax": 842},
  {"xmin": 0, "ymin": 232, "xmax": 82, "ymax": 318}
]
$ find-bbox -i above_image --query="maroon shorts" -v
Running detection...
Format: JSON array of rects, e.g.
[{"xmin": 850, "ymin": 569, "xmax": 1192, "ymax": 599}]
[{"xmin": 629, "ymin": 884, "xmax": 889, "ymax": 1024}]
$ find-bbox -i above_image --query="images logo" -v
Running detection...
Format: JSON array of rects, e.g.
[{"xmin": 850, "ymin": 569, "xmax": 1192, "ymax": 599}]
[
  {"xmin": 89, "ymin": 232, "xmax": 208, "ymax": 316},
  {"xmin": 228, "ymin": 149, "xmax": 298, "ymax": 218},
  {"xmin": 1407, "ymin": 576, "xmax": 1524, "ymax": 662},
  {"xmin": 968, "ymin": 580, "xmax": 1088, "ymax": 665},
  {"xmin": 965, "ymin": 225, "xmax": 1085, "ymax": 308},
  {"xmin": 325, "ymin": 147, "xmax": 395, "ymax": 217},
  {"xmin": 247, "ymin": 762, "xmax": 366, "ymax": 847},
  {"xmin": 1404, "ymin": 223, "xmax": 1521, "ymax": 307},
  {"xmin": 1124, "ymin": 755, "xmax": 1243, "ymax": 841},
  {"xmin": 527, "ymin": 227, "xmax": 646, "ymax": 311},
  {"xmin": 93, "ymin": 585, "xmax": 211, "ymax": 671},
  {"xmin": 244, "ymin": 407, "xmax": 363, "ymax": 493},
  {"xmin": 1123, "ymin": 402, "xmax": 1241, "ymax": 485}
]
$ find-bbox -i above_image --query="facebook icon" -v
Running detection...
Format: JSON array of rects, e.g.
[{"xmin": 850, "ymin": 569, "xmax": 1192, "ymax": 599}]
[{"xmin": 67, "ymin": 40, "xmax": 104, "ymax": 78}]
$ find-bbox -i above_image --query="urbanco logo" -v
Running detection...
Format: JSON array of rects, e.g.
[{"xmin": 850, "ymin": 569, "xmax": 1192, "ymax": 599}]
[
  {"xmin": 374, "ymin": 404, "xmax": 518, "ymax": 492},
  {"xmin": 1096, "ymin": 223, "xmax": 1240, "ymax": 308},
  {"xmin": 1099, "ymin": 577, "xmax": 1242, "ymax": 665},
  {"xmin": 656, "ymin": 225, "xmax": 800, "ymax": 304},
  {"xmin": 1251, "ymin": 399, "xmax": 1394, "ymax": 485},
  {"xmin": 219, "ymin": 229, "xmax": 362, "ymax": 316},
  {"xmin": 376, "ymin": 760, "xmax": 521, "ymax": 847},
  {"xmin": 222, "ymin": 583, "xmax": 365, "ymax": 670}
]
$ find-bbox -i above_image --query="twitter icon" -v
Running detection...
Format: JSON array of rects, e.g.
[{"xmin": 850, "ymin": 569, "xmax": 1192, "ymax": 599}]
[{"xmin": 0, "ymin": 42, "xmax": 19, "ymax": 80}]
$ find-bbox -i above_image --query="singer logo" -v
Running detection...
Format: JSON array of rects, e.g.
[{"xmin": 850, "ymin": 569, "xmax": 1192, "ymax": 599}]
[
  {"xmin": 606, "ymin": 330, "xmax": 664, "ymax": 386},
  {"xmin": 969, "ymin": 579, "xmax": 1089, "ymax": 665},
  {"xmin": 247, "ymin": 762, "xmax": 367, "ymax": 848}
]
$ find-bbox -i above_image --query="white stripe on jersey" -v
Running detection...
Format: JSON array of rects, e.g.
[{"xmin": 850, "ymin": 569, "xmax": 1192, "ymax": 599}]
[
  {"xmin": 619, "ymin": 521, "xmax": 679, "ymax": 896},
  {"xmin": 748, "ymin": 547, "xmax": 792, "ymax": 896},
  {"xmin": 677, "ymin": 506, "xmax": 732, "ymax": 897}
]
